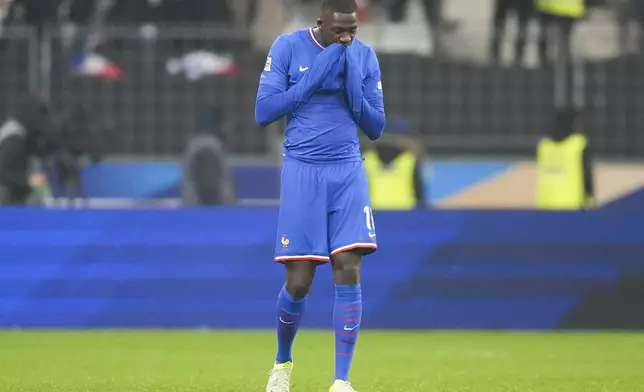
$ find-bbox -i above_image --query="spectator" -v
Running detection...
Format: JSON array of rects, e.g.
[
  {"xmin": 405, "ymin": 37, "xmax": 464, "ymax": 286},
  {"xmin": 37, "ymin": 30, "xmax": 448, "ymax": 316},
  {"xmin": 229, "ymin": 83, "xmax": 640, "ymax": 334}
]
[
  {"xmin": 615, "ymin": 0, "xmax": 644, "ymax": 54},
  {"xmin": 387, "ymin": 0, "xmax": 450, "ymax": 58},
  {"xmin": 67, "ymin": 0, "xmax": 94, "ymax": 25},
  {"xmin": 154, "ymin": 0, "xmax": 233, "ymax": 25},
  {"xmin": 0, "ymin": 0, "xmax": 13, "ymax": 39},
  {"xmin": 632, "ymin": 0, "xmax": 644, "ymax": 52},
  {"xmin": 362, "ymin": 117, "xmax": 427, "ymax": 210},
  {"xmin": 0, "ymin": 95, "xmax": 54, "ymax": 206},
  {"xmin": 536, "ymin": 0, "xmax": 587, "ymax": 66},
  {"xmin": 250, "ymin": 0, "xmax": 285, "ymax": 50},
  {"xmin": 52, "ymin": 106, "xmax": 102, "ymax": 208},
  {"xmin": 489, "ymin": 0, "xmax": 535, "ymax": 66},
  {"xmin": 231, "ymin": 0, "xmax": 258, "ymax": 29},
  {"xmin": 181, "ymin": 107, "xmax": 236, "ymax": 207},
  {"xmin": 536, "ymin": 107, "xmax": 594, "ymax": 210}
]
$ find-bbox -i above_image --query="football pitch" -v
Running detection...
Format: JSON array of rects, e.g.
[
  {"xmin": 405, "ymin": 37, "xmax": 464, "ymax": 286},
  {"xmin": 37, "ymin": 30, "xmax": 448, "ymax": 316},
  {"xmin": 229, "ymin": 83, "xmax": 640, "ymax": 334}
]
[{"xmin": 0, "ymin": 330, "xmax": 643, "ymax": 392}]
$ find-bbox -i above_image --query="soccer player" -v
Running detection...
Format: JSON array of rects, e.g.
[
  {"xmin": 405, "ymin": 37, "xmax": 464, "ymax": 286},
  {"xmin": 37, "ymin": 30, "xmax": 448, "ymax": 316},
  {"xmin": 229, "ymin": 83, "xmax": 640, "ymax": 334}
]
[{"xmin": 254, "ymin": 0, "xmax": 385, "ymax": 391}]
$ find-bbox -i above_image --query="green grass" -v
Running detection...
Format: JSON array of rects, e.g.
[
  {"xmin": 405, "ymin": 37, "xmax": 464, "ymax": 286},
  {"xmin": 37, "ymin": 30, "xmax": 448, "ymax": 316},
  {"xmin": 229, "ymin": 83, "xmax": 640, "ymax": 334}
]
[{"xmin": 0, "ymin": 330, "xmax": 643, "ymax": 392}]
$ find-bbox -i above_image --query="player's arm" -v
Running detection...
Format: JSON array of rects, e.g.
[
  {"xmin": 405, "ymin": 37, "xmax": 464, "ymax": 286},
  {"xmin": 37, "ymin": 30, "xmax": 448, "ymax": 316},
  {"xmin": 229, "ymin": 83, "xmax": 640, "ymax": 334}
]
[
  {"xmin": 345, "ymin": 46, "xmax": 386, "ymax": 140},
  {"xmin": 255, "ymin": 37, "xmax": 347, "ymax": 127}
]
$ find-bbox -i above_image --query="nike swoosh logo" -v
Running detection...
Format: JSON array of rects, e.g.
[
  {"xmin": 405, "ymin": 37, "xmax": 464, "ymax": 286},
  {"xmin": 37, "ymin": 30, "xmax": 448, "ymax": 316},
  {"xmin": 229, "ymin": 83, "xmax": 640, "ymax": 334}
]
[
  {"xmin": 299, "ymin": 66, "xmax": 309, "ymax": 72},
  {"xmin": 279, "ymin": 317, "xmax": 295, "ymax": 325},
  {"xmin": 343, "ymin": 325, "xmax": 359, "ymax": 331},
  {"xmin": 368, "ymin": 232, "xmax": 376, "ymax": 238}
]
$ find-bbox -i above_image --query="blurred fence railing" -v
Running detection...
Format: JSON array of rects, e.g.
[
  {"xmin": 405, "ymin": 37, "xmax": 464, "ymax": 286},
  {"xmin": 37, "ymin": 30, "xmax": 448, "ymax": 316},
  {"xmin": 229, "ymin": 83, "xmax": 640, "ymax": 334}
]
[
  {"xmin": 0, "ymin": 24, "xmax": 642, "ymax": 157},
  {"xmin": 0, "ymin": 27, "xmax": 38, "ymax": 116}
]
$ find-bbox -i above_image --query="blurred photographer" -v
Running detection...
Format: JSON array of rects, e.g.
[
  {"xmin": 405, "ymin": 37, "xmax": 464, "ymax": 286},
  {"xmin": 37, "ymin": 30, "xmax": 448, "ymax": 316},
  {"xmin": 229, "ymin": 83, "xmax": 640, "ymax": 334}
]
[
  {"xmin": 0, "ymin": 95, "xmax": 54, "ymax": 206},
  {"xmin": 181, "ymin": 106, "xmax": 236, "ymax": 207},
  {"xmin": 0, "ymin": 96, "xmax": 101, "ymax": 207},
  {"xmin": 52, "ymin": 106, "xmax": 102, "ymax": 208}
]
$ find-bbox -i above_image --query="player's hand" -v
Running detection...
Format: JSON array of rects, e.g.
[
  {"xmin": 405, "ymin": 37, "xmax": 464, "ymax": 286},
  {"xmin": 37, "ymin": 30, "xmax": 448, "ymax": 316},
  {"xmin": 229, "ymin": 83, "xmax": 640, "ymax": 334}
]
[{"xmin": 306, "ymin": 43, "xmax": 345, "ymax": 89}]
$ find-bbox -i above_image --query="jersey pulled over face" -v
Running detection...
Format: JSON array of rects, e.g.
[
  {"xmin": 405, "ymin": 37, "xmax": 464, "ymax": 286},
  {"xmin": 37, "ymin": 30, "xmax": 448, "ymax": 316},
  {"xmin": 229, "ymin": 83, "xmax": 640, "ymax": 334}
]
[{"xmin": 259, "ymin": 28, "xmax": 383, "ymax": 163}]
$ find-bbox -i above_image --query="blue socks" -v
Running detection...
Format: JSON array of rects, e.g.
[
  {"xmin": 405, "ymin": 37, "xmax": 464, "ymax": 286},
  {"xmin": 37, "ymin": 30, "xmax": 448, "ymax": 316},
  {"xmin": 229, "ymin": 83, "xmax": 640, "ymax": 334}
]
[
  {"xmin": 275, "ymin": 285, "xmax": 306, "ymax": 364},
  {"xmin": 274, "ymin": 282, "xmax": 363, "ymax": 382},
  {"xmin": 333, "ymin": 284, "xmax": 362, "ymax": 381}
]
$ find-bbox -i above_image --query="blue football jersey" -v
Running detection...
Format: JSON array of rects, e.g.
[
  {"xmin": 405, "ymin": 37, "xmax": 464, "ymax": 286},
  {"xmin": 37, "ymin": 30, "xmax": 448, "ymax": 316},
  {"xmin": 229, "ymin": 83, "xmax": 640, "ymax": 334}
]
[{"xmin": 256, "ymin": 28, "xmax": 384, "ymax": 163}]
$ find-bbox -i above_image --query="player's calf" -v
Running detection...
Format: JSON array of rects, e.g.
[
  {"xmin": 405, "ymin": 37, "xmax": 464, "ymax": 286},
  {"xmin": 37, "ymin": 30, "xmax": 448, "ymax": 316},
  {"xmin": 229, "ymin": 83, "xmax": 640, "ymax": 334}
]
[
  {"xmin": 330, "ymin": 251, "xmax": 363, "ymax": 384},
  {"xmin": 273, "ymin": 261, "xmax": 316, "ymax": 367}
]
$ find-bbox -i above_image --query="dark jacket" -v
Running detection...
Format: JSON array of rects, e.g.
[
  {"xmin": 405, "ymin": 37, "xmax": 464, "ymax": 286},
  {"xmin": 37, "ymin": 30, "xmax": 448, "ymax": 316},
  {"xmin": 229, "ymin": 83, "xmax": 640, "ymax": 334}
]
[
  {"xmin": 181, "ymin": 132, "xmax": 236, "ymax": 206},
  {"xmin": 0, "ymin": 97, "xmax": 52, "ymax": 204}
]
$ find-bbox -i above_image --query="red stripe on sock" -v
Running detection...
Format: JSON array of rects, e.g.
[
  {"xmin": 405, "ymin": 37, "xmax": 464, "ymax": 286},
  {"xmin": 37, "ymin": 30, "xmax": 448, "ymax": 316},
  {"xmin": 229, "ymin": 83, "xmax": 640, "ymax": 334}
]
[
  {"xmin": 335, "ymin": 306, "xmax": 362, "ymax": 311},
  {"xmin": 335, "ymin": 352, "xmax": 353, "ymax": 356},
  {"xmin": 333, "ymin": 316, "xmax": 360, "ymax": 322}
]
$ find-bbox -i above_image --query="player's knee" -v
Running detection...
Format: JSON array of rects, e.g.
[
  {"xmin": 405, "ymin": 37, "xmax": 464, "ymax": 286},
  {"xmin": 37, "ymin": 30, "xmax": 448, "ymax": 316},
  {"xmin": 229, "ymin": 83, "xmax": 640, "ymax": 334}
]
[
  {"xmin": 331, "ymin": 252, "xmax": 361, "ymax": 285},
  {"xmin": 285, "ymin": 261, "xmax": 316, "ymax": 298},
  {"xmin": 285, "ymin": 280, "xmax": 312, "ymax": 298}
]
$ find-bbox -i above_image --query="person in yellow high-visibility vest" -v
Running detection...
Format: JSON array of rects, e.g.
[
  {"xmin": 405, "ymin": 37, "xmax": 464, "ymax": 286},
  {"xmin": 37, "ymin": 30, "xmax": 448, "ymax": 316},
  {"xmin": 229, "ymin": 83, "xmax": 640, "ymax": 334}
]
[
  {"xmin": 536, "ymin": 0, "xmax": 586, "ymax": 66},
  {"xmin": 537, "ymin": 107, "xmax": 594, "ymax": 210},
  {"xmin": 362, "ymin": 118, "xmax": 426, "ymax": 210}
]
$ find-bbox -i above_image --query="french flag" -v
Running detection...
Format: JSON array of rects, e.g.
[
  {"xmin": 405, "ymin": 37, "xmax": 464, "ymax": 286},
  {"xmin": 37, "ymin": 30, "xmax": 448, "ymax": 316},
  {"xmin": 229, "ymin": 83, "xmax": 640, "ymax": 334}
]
[{"xmin": 71, "ymin": 52, "xmax": 122, "ymax": 80}]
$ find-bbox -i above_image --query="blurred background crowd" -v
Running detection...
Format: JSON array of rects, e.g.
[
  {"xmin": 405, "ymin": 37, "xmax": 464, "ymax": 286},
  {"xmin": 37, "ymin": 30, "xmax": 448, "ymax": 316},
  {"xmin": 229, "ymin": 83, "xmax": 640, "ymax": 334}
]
[{"xmin": 0, "ymin": 0, "xmax": 643, "ymax": 210}]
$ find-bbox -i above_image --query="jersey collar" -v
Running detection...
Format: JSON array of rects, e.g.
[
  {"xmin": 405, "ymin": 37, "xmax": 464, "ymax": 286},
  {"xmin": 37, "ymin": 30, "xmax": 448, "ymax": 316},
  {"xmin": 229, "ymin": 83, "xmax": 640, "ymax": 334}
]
[{"xmin": 308, "ymin": 27, "xmax": 326, "ymax": 50}]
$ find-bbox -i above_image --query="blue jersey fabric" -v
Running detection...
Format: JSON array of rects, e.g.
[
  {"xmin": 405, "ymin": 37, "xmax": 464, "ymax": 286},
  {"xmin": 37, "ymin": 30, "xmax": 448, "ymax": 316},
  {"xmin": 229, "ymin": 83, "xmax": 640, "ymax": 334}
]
[
  {"xmin": 255, "ymin": 28, "xmax": 385, "ymax": 163},
  {"xmin": 255, "ymin": 28, "xmax": 385, "ymax": 261}
]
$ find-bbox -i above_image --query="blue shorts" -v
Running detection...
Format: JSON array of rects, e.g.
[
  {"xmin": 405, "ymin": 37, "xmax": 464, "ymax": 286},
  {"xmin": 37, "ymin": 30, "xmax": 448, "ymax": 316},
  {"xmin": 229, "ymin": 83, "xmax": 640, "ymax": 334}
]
[{"xmin": 274, "ymin": 157, "xmax": 378, "ymax": 263}]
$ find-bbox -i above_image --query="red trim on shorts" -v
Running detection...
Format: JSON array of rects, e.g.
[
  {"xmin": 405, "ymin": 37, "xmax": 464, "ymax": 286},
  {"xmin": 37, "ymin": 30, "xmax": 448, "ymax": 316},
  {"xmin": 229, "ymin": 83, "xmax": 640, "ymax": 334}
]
[
  {"xmin": 330, "ymin": 243, "xmax": 378, "ymax": 256},
  {"xmin": 275, "ymin": 255, "xmax": 330, "ymax": 263}
]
